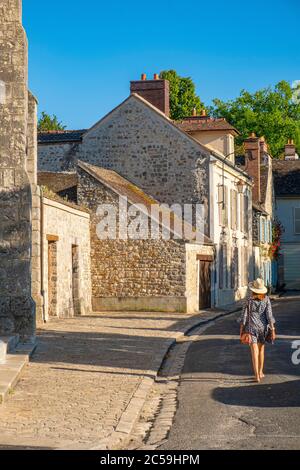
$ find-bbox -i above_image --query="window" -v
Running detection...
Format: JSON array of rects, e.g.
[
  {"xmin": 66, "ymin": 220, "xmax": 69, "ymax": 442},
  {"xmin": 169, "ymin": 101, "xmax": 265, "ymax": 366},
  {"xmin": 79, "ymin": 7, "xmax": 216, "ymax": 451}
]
[
  {"xmin": 260, "ymin": 217, "xmax": 266, "ymax": 243},
  {"xmin": 230, "ymin": 189, "xmax": 238, "ymax": 230},
  {"xmin": 268, "ymin": 220, "xmax": 272, "ymax": 243},
  {"xmin": 295, "ymin": 208, "xmax": 300, "ymax": 234}
]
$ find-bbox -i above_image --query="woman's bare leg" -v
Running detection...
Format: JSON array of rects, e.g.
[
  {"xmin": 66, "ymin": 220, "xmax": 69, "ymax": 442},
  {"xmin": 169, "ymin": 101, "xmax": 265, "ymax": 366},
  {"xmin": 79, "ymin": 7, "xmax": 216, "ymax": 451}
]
[
  {"xmin": 258, "ymin": 344, "xmax": 265, "ymax": 379},
  {"xmin": 250, "ymin": 343, "xmax": 260, "ymax": 382}
]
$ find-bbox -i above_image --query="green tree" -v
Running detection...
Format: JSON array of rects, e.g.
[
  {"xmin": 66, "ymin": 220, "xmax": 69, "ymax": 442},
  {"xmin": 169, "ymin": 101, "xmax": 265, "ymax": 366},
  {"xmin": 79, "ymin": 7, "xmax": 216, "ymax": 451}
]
[
  {"xmin": 160, "ymin": 70, "xmax": 204, "ymax": 121},
  {"xmin": 209, "ymin": 81, "xmax": 300, "ymax": 158},
  {"xmin": 38, "ymin": 112, "xmax": 66, "ymax": 132}
]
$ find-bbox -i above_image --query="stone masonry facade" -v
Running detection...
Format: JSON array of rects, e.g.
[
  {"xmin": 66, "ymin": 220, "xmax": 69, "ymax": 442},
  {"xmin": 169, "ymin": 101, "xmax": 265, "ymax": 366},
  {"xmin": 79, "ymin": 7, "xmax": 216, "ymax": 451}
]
[
  {"xmin": 0, "ymin": 0, "xmax": 35, "ymax": 340},
  {"xmin": 38, "ymin": 95, "xmax": 211, "ymax": 231},
  {"xmin": 42, "ymin": 196, "xmax": 92, "ymax": 319},
  {"xmin": 77, "ymin": 166, "xmax": 187, "ymax": 312}
]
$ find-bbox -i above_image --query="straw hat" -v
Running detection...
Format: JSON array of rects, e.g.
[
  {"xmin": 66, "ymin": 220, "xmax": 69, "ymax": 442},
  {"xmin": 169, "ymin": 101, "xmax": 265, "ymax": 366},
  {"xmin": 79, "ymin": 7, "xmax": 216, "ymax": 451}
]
[{"xmin": 249, "ymin": 278, "xmax": 267, "ymax": 294}]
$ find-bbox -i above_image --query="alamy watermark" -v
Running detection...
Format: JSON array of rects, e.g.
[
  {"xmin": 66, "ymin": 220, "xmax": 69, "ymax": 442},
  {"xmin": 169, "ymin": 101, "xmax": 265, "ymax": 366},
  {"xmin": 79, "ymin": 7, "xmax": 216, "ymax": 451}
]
[
  {"xmin": 291, "ymin": 340, "xmax": 300, "ymax": 365},
  {"xmin": 95, "ymin": 196, "xmax": 206, "ymax": 243}
]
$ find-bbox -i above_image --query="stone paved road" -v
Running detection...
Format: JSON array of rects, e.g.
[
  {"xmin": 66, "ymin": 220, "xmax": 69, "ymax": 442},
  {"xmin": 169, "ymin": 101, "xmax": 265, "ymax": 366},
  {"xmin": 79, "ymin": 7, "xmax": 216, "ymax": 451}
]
[
  {"xmin": 160, "ymin": 298, "xmax": 300, "ymax": 450},
  {"xmin": 0, "ymin": 311, "xmax": 213, "ymax": 450}
]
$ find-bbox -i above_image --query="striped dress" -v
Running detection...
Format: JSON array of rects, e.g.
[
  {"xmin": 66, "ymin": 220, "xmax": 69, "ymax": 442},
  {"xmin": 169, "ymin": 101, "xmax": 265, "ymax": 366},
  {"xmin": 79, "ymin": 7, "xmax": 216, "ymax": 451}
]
[{"xmin": 240, "ymin": 294, "xmax": 276, "ymax": 344}]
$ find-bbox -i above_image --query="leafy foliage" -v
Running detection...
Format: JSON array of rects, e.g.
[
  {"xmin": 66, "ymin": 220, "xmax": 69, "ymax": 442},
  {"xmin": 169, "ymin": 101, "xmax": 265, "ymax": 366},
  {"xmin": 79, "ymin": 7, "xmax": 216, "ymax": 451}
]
[
  {"xmin": 38, "ymin": 112, "xmax": 66, "ymax": 132},
  {"xmin": 209, "ymin": 81, "xmax": 300, "ymax": 158},
  {"xmin": 160, "ymin": 70, "xmax": 204, "ymax": 121},
  {"xmin": 270, "ymin": 219, "xmax": 285, "ymax": 260}
]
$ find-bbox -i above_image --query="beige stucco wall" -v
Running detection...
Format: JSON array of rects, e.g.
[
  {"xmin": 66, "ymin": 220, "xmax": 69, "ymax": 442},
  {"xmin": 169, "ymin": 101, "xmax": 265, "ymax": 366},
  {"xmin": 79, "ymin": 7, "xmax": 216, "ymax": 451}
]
[
  {"xmin": 191, "ymin": 131, "xmax": 235, "ymax": 162},
  {"xmin": 185, "ymin": 243, "xmax": 215, "ymax": 314},
  {"xmin": 42, "ymin": 197, "xmax": 91, "ymax": 320},
  {"xmin": 209, "ymin": 158, "xmax": 253, "ymax": 307}
]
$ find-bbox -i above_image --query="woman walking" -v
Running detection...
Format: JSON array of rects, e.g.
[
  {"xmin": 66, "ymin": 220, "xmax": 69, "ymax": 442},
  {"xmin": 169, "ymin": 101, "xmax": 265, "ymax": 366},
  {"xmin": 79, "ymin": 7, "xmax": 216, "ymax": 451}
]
[{"xmin": 240, "ymin": 278, "xmax": 276, "ymax": 383}]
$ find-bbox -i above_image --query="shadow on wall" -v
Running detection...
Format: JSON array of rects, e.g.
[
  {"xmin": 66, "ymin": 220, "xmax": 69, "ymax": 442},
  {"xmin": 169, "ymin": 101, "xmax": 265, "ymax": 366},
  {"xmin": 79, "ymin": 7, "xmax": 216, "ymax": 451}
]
[{"xmin": 0, "ymin": 186, "xmax": 35, "ymax": 339}]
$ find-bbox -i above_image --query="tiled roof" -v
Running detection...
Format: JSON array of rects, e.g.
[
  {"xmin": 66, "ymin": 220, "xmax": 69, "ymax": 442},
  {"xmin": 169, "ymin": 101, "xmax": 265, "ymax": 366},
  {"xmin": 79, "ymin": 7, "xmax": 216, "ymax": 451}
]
[
  {"xmin": 78, "ymin": 161, "xmax": 213, "ymax": 245},
  {"xmin": 175, "ymin": 117, "xmax": 239, "ymax": 135},
  {"xmin": 38, "ymin": 130, "xmax": 87, "ymax": 144},
  {"xmin": 38, "ymin": 172, "xmax": 78, "ymax": 193},
  {"xmin": 273, "ymin": 160, "xmax": 300, "ymax": 196}
]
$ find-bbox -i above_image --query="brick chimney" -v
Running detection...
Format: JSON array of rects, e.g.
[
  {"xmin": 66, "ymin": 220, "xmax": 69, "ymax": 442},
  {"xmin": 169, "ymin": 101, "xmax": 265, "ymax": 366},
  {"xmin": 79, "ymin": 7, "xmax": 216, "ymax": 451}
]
[
  {"xmin": 130, "ymin": 73, "xmax": 170, "ymax": 117},
  {"xmin": 244, "ymin": 133, "xmax": 262, "ymax": 204},
  {"xmin": 285, "ymin": 139, "xmax": 299, "ymax": 160}
]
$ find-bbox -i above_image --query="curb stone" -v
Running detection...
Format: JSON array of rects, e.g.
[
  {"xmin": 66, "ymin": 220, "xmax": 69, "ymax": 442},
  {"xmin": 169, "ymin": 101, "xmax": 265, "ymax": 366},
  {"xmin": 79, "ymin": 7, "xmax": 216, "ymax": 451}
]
[{"xmin": 91, "ymin": 306, "xmax": 242, "ymax": 450}]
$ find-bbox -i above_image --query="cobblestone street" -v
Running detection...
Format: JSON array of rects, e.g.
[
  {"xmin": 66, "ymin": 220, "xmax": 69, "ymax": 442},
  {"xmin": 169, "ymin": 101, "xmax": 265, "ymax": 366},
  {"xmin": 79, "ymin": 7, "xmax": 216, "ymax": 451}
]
[{"xmin": 0, "ymin": 311, "xmax": 218, "ymax": 450}]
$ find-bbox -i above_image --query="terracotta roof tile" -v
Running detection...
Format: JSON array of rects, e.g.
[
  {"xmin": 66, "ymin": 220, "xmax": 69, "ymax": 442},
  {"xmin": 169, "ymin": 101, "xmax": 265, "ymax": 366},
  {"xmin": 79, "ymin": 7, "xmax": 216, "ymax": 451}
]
[
  {"xmin": 175, "ymin": 117, "xmax": 239, "ymax": 135},
  {"xmin": 38, "ymin": 172, "xmax": 78, "ymax": 193},
  {"xmin": 78, "ymin": 161, "xmax": 213, "ymax": 245},
  {"xmin": 273, "ymin": 160, "xmax": 300, "ymax": 196}
]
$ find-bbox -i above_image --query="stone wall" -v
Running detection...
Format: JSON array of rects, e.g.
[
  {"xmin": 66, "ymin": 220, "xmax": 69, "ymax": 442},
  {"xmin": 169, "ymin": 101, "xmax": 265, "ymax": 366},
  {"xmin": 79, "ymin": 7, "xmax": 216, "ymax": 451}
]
[
  {"xmin": 77, "ymin": 167, "xmax": 188, "ymax": 312},
  {"xmin": 42, "ymin": 197, "xmax": 91, "ymax": 319},
  {"xmin": 38, "ymin": 95, "xmax": 211, "ymax": 229},
  {"xmin": 0, "ymin": 0, "xmax": 35, "ymax": 340},
  {"xmin": 38, "ymin": 142, "xmax": 81, "ymax": 172}
]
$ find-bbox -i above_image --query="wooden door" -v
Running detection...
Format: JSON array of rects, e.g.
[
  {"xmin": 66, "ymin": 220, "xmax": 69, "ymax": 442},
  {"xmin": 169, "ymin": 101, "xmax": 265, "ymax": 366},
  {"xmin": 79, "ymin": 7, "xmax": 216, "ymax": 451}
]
[{"xmin": 199, "ymin": 260, "xmax": 212, "ymax": 309}]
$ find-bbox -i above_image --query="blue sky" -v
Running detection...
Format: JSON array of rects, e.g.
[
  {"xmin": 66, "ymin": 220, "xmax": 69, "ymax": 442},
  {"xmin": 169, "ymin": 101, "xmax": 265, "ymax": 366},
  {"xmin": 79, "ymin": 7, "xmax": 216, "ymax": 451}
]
[{"xmin": 23, "ymin": 0, "xmax": 300, "ymax": 130}]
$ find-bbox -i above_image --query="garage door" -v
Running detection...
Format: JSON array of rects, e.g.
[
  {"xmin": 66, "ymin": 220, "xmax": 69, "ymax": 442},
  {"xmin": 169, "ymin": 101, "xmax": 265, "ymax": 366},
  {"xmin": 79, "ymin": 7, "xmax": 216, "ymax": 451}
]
[{"xmin": 282, "ymin": 244, "xmax": 300, "ymax": 289}]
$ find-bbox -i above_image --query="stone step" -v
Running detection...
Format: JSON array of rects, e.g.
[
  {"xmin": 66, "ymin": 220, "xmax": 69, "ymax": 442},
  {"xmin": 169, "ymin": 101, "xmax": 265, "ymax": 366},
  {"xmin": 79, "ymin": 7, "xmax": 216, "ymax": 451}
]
[
  {"xmin": 0, "ymin": 335, "xmax": 20, "ymax": 364},
  {"xmin": 0, "ymin": 339, "xmax": 36, "ymax": 405}
]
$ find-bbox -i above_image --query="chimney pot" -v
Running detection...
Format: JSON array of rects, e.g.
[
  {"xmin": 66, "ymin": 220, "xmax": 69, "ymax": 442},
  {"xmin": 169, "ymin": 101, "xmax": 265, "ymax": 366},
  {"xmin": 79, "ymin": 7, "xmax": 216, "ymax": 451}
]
[
  {"xmin": 130, "ymin": 75, "xmax": 170, "ymax": 117},
  {"xmin": 141, "ymin": 73, "xmax": 147, "ymax": 81},
  {"xmin": 285, "ymin": 138, "xmax": 298, "ymax": 160},
  {"xmin": 201, "ymin": 109, "xmax": 207, "ymax": 117},
  {"xmin": 154, "ymin": 73, "xmax": 159, "ymax": 80},
  {"xmin": 192, "ymin": 108, "xmax": 197, "ymax": 117}
]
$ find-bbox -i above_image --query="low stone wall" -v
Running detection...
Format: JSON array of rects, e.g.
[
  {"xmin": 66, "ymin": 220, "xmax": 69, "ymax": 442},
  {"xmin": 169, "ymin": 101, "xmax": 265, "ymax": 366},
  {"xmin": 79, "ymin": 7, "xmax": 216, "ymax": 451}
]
[
  {"xmin": 42, "ymin": 197, "xmax": 91, "ymax": 319},
  {"xmin": 77, "ymin": 167, "xmax": 189, "ymax": 311}
]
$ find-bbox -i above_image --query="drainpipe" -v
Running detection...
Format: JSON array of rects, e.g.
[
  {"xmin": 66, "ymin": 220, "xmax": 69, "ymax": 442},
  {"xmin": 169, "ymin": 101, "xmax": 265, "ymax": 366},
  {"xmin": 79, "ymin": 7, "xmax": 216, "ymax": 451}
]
[{"xmin": 40, "ymin": 188, "xmax": 46, "ymax": 323}]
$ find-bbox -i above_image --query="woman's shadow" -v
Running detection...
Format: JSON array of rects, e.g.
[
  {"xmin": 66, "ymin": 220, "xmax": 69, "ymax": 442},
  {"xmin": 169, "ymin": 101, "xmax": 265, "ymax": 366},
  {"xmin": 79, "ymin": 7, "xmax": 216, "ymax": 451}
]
[{"xmin": 213, "ymin": 379, "xmax": 300, "ymax": 408}]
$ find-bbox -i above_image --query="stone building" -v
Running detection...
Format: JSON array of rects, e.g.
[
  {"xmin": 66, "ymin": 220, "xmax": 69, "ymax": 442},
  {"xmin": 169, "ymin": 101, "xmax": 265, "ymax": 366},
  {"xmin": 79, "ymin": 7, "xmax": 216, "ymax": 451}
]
[
  {"xmin": 0, "ymin": 0, "xmax": 36, "ymax": 340},
  {"xmin": 273, "ymin": 141, "xmax": 300, "ymax": 290},
  {"xmin": 41, "ymin": 161, "xmax": 214, "ymax": 313},
  {"xmin": 36, "ymin": 189, "xmax": 92, "ymax": 321},
  {"xmin": 237, "ymin": 135, "xmax": 274, "ymax": 289},
  {"xmin": 176, "ymin": 112, "xmax": 253, "ymax": 305},
  {"xmin": 0, "ymin": 1, "xmax": 92, "ymax": 343},
  {"xmin": 38, "ymin": 74, "xmax": 254, "ymax": 309}
]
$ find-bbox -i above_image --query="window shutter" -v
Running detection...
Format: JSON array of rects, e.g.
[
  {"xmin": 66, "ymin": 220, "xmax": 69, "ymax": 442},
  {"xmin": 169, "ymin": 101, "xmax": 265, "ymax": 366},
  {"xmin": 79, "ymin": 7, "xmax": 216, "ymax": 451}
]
[
  {"xmin": 244, "ymin": 247, "xmax": 248, "ymax": 286},
  {"xmin": 259, "ymin": 217, "xmax": 263, "ymax": 242},
  {"xmin": 244, "ymin": 195, "xmax": 248, "ymax": 233},
  {"xmin": 219, "ymin": 245, "xmax": 224, "ymax": 289},
  {"xmin": 264, "ymin": 219, "xmax": 268, "ymax": 242},
  {"xmin": 224, "ymin": 243, "xmax": 228, "ymax": 288},
  {"xmin": 295, "ymin": 208, "xmax": 300, "ymax": 234},
  {"xmin": 234, "ymin": 191, "xmax": 238, "ymax": 230},
  {"xmin": 231, "ymin": 190, "xmax": 237, "ymax": 230},
  {"xmin": 218, "ymin": 185, "xmax": 223, "ymax": 226},
  {"xmin": 240, "ymin": 194, "xmax": 244, "ymax": 232},
  {"xmin": 224, "ymin": 187, "xmax": 229, "ymax": 226}
]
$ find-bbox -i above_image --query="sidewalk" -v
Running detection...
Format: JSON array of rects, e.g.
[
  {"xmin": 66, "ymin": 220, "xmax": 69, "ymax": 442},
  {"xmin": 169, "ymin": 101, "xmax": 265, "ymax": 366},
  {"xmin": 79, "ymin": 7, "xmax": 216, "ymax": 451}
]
[{"xmin": 0, "ymin": 307, "xmax": 240, "ymax": 450}]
